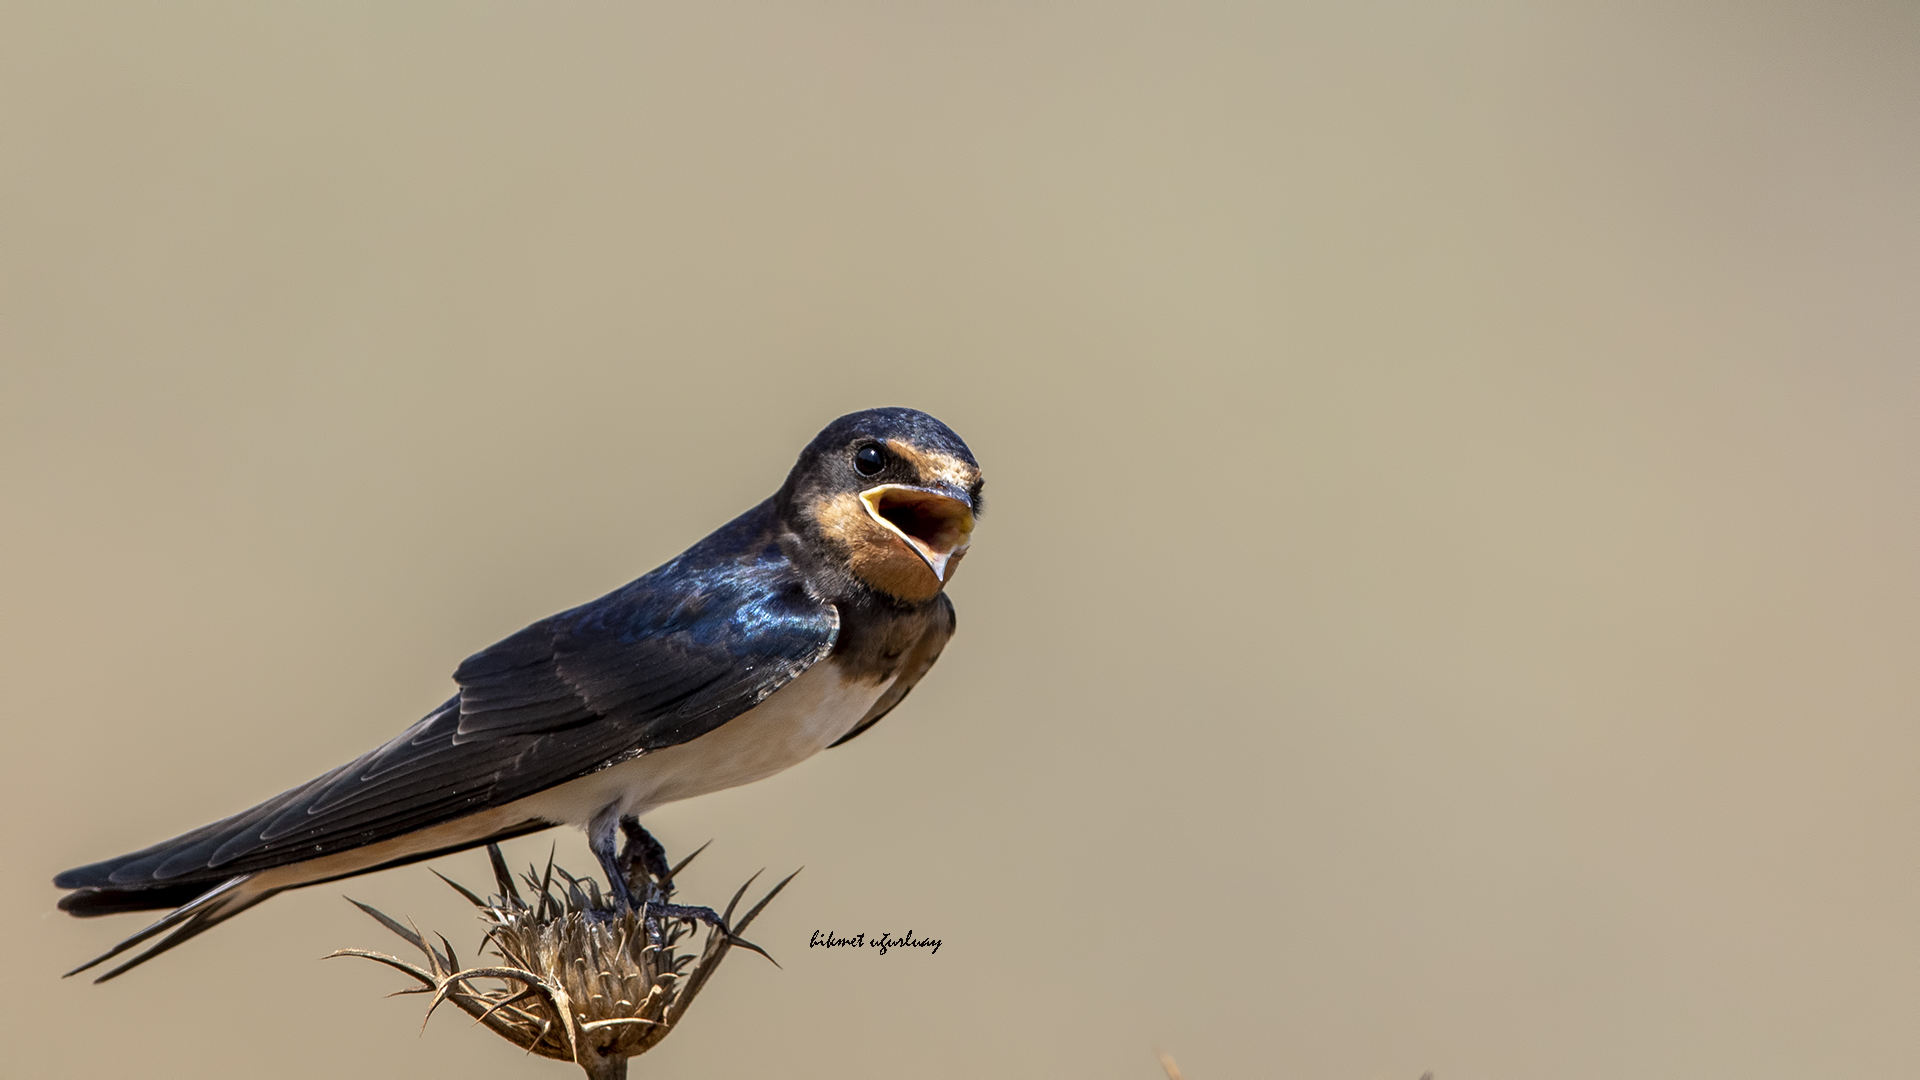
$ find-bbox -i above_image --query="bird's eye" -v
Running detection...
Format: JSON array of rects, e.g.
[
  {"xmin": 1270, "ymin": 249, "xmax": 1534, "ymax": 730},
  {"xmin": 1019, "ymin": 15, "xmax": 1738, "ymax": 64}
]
[{"xmin": 853, "ymin": 444, "xmax": 887, "ymax": 476}]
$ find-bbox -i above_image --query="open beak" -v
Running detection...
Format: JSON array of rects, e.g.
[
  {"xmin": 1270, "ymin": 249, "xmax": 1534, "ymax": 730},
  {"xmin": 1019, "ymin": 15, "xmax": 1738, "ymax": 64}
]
[{"xmin": 859, "ymin": 484, "xmax": 975, "ymax": 584}]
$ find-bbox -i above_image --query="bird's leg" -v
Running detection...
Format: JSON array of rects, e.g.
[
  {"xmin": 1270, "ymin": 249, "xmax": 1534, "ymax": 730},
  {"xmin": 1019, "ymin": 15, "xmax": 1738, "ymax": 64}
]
[
  {"xmin": 618, "ymin": 816, "xmax": 672, "ymax": 895},
  {"xmin": 614, "ymin": 814, "xmax": 728, "ymax": 945},
  {"xmin": 616, "ymin": 814, "xmax": 670, "ymax": 943},
  {"xmin": 587, "ymin": 807, "xmax": 639, "ymax": 913}
]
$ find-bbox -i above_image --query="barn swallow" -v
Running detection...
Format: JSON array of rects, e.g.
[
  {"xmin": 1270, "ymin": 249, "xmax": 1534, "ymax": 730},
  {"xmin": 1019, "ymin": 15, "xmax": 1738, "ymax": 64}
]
[{"xmin": 55, "ymin": 407, "xmax": 982, "ymax": 981}]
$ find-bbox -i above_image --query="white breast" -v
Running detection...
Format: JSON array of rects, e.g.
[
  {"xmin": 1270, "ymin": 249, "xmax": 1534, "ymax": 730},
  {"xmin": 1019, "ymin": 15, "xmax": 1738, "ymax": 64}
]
[{"xmin": 514, "ymin": 661, "xmax": 893, "ymax": 827}]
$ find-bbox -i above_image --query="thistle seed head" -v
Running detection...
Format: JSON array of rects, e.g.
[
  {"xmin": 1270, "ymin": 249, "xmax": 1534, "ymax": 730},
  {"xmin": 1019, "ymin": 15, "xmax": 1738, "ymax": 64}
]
[{"xmin": 331, "ymin": 842, "xmax": 794, "ymax": 1079}]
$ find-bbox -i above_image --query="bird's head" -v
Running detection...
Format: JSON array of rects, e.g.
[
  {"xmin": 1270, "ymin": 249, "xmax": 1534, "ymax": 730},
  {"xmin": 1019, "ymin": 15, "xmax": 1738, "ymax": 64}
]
[{"xmin": 780, "ymin": 407, "xmax": 983, "ymax": 603}]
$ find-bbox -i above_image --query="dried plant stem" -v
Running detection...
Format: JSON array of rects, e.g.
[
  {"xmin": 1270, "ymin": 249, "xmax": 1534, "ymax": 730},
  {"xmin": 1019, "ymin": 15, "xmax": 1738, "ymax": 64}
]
[{"xmin": 580, "ymin": 1048, "xmax": 627, "ymax": 1080}]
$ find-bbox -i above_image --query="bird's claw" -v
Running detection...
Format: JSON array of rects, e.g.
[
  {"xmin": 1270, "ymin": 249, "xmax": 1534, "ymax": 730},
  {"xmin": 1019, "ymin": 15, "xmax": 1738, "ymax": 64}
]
[{"xmin": 642, "ymin": 900, "xmax": 727, "ymax": 946}]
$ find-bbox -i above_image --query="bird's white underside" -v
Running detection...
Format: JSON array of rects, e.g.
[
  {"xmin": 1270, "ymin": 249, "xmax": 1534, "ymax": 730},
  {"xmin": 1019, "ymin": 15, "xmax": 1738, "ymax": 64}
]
[
  {"xmin": 524, "ymin": 660, "xmax": 891, "ymax": 824},
  {"xmin": 248, "ymin": 663, "xmax": 891, "ymax": 893}
]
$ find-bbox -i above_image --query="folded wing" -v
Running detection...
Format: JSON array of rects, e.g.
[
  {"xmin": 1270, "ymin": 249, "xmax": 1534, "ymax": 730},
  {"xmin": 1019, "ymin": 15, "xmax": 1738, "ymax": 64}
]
[{"xmin": 56, "ymin": 501, "xmax": 837, "ymax": 896}]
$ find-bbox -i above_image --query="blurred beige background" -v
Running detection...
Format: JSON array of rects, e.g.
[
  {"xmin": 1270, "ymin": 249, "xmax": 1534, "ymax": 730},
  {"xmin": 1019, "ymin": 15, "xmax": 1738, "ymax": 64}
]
[{"xmin": 3, "ymin": 2, "xmax": 1916, "ymax": 1077}]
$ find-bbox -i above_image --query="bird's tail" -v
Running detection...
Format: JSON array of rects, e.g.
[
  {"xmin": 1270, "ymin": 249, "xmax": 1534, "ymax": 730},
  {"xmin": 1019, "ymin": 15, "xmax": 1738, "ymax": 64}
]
[
  {"xmin": 62, "ymin": 874, "xmax": 281, "ymax": 983},
  {"xmin": 58, "ymin": 880, "xmax": 218, "ymax": 917}
]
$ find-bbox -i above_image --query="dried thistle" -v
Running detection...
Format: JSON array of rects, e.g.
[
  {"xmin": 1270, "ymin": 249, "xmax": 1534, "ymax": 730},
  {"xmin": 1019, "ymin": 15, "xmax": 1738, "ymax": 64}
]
[{"xmin": 330, "ymin": 840, "xmax": 795, "ymax": 1080}]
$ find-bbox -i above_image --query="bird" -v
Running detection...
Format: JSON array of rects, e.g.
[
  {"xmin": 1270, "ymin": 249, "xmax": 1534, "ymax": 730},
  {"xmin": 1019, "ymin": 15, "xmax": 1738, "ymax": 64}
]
[{"xmin": 54, "ymin": 406, "xmax": 982, "ymax": 982}]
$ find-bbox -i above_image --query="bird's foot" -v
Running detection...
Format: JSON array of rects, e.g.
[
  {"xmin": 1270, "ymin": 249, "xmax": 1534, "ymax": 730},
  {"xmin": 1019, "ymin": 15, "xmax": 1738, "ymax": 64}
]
[
  {"xmin": 594, "ymin": 809, "xmax": 726, "ymax": 940},
  {"xmin": 642, "ymin": 899, "xmax": 725, "ymax": 946},
  {"xmin": 601, "ymin": 872, "xmax": 641, "ymax": 915},
  {"xmin": 649, "ymin": 900, "xmax": 725, "ymax": 928}
]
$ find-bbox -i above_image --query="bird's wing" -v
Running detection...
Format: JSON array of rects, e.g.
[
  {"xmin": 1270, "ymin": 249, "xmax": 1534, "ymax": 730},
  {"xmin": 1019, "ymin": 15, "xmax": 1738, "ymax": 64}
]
[
  {"xmin": 829, "ymin": 592, "xmax": 955, "ymax": 748},
  {"xmin": 57, "ymin": 513, "xmax": 837, "ymax": 892}
]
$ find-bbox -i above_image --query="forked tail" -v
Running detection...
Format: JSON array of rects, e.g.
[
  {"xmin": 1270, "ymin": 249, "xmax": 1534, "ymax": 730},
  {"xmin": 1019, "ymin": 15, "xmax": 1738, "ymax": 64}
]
[{"xmin": 63, "ymin": 875, "xmax": 281, "ymax": 983}]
